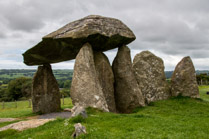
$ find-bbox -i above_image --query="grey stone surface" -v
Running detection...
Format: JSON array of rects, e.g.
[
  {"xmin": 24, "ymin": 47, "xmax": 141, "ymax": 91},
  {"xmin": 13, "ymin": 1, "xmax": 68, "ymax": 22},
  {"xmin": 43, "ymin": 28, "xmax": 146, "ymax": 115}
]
[
  {"xmin": 38, "ymin": 112, "xmax": 71, "ymax": 119},
  {"xmin": 71, "ymin": 104, "xmax": 88, "ymax": 118},
  {"xmin": 94, "ymin": 52, "xmax": 116, "ymax": 112},
  {"xmin": 171, "ymin": 56, "xmax": 200, "ymax": 98},
  {"xmin": 23, "ymin": 15, "xmax": 135, "ymax": 66},
  {"xmin": 72, "ymin": 123, "xmax": 87, "ymax": 138},
  {"xmin": 112, "ymin": 45, "xmax": 145, "ymax": 113},
  {"xmin": 70, "ymin": 43, "xmax": 109, "ymax": 112},
  {"xmin": 0, "ymin": 118, "xmax": 18, "ymax": 123},
  {"xmin": 32, "ymin": 64, "xmax": 61, "ymax": 114},
  {"xmin": 0, "ymin": 119, "xmax": 55, "ymax": 132},
  {"xmin": 133, "ymin": 51, "xmax": 171, "ymax": 104}
]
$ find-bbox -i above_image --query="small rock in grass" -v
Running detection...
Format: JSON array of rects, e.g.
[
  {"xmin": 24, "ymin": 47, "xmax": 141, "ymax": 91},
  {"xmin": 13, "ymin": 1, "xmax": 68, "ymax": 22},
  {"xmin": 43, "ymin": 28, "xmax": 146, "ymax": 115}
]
[{"xmin": 72, "ymin": 123, "xmax": 87, "ymax": 138}]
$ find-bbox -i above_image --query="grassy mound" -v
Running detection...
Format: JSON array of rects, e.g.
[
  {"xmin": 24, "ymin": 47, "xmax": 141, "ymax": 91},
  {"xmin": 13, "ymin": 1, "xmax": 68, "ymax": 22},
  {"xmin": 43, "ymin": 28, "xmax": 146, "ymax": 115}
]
[{"xmin": 0, "ymin": 86, "xmax": 209, "ymax": 138}]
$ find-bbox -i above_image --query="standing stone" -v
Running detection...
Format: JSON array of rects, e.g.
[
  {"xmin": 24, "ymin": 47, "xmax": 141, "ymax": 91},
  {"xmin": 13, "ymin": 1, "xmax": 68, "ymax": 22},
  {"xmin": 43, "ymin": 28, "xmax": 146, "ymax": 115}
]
[
  {"xmin": 171, "ymin": 56, "xmax": 200, "ymax": 98},
  {"xmin": 94, "ymin": 52, "xmax": 116, "ymax": 112},
  {"xmin": 70, "ymin": 43, "xmax": 109, "ymax": 112},
  {"xmin": 112, "ymin": 46, "xmax": 145, "ymax": 113},
  {"xmin": 133, "ymin": 51, "xmax": 171, "ymax": 104},
  {"xmin": 32, "ymin": 64, "xmax": 61, "ymax": 113}
]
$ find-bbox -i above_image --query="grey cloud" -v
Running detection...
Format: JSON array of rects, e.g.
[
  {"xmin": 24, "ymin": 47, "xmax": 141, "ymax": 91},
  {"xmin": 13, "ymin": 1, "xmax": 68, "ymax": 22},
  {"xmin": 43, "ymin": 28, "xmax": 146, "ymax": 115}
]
[
  {"xmin": 1, "ymin": 3, "xmax": 44, "ymax": 32},
  {"xmin": 190, "ymin": 50, "xmax": 209, "ymax": 59},
  {"xmin": 0, "ymin": 0, "xmax": 82, "ymax": 32},
  {"xmin": 126, "ymin": 7, "xmax": 209, "ymax": 59},
  {"xmin": 0, "ymin": 32, "xmax": 6, "ymax": 39},
  {"xmin": 1, "ymin": 0, "xmax": 209, "ymax": 70}
]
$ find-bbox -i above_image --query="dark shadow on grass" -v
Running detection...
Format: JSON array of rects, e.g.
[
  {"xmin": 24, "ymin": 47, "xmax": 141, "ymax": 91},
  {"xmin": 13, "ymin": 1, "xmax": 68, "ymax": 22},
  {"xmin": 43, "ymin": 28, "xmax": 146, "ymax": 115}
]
[
  {"xmin": 0, "ymin": 129, "xmax": 18, "ymax": 138},
  {"xmin": 171, "ymin": 95, "xmax": 204, "ymax": 101},
  {"xmin": 132, "ymin": 114, "xmax": 152, "ymax": 119},
  {"xmin": 148, "ymin": 102, "xmax": 155, "ymax": 106},
  {"xmin": 69, "ymin": 115, "xmax": 86, "ymax": 124},
  {"xmin": 171, "ymin": 95, "xmax": 191, "ymax": 100},
  {"xmin": 195, "ymin": 98, "xmax": 204, "ymax": 101},
  {"xmin": 132, "ymin": 106, "xmax": 146, "ymax": 113}
]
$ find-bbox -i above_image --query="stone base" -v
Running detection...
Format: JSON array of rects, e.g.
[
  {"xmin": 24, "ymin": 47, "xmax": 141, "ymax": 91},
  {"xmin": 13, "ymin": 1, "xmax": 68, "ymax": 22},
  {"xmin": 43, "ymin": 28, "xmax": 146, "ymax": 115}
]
[{"xmin": 32, "ymin": 64, "xmax": 61, "ymax": 114}]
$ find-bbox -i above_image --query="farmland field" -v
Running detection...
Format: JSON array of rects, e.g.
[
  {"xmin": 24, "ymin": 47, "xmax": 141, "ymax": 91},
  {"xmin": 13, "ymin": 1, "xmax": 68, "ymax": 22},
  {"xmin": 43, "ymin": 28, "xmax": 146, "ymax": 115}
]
[{"xmin": 0, "ymin": 69, "xmax": 73, "ymax": 81}]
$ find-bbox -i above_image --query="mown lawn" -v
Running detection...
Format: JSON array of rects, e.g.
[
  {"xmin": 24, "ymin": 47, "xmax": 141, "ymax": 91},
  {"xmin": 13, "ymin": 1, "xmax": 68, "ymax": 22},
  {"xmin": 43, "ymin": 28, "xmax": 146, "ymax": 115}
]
[{"xmin": 0, "ymin": 87, "xmax": 209, "ymax": 139}]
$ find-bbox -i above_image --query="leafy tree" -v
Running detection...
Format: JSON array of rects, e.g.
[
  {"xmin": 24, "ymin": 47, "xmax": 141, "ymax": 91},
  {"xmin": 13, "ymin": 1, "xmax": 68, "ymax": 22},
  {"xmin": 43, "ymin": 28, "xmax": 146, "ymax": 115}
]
[
  {"xmin": 0, "ymin": 88, "xmax": 7, "ymax": 101},
  {"xmin": 57, "ymin": 80, "xmax": 65, "ymax": 88},
  {"xmin": 6, "ymin": 77, "xmax": 32, "ymax": 101},
  {"xmin": 64, "ymin": 80, "xmax": 71, "ymax": 88},
  {"xmin": 60, "ymin": 88, "xmax": 70, "ymax": 97},
  {"xmin": 196, "ymin": 73, "xmax": 209, "ymax": 85}
]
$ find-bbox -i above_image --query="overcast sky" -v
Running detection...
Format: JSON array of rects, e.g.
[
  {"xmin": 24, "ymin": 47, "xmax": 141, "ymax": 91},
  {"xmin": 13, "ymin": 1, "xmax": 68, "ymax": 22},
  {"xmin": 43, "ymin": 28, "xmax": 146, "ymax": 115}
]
[{"xmin": 0, "ymin": 0, "xmax": 209, "ymax": 70}]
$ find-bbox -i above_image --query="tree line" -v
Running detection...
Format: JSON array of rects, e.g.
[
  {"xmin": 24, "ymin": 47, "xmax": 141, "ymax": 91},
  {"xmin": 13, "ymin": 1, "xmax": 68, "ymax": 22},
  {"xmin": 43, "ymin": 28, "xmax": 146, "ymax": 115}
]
[
  {"xmin": 196, "ymin": 73, "xmax": 209, "ymax": 85},
  {"xmin": 0, "ymin": 77, "xmax": 71, "ymax": 102}
]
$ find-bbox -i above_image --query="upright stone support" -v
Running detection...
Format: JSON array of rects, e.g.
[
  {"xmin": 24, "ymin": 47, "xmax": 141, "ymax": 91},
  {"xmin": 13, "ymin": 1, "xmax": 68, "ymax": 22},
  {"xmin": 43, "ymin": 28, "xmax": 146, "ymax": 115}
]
[
  {"xmin": 112, "ymin": 46, "xmax": 145, "ymax": 113},
  {"xmin": 70, "ymin": 43, "xmax": 109, "ymax": 112},
  {"xmin": 94, "ymin": 52, "xmax": 116, "ymax": 112},
  {"xmin": 32, "ymin": 64, "xmax": 61, "ymax": 113},
  {"xmin": 133, "ymin": 51, "xmax": 171, "ymax": 104}
]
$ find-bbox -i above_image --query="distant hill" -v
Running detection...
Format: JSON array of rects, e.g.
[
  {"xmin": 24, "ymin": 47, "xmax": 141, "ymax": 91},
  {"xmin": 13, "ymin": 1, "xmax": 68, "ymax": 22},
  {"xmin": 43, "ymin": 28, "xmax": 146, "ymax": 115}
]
[
  {"xmin": 165, "ymin": 71, "xmax": 173, "ymax": 79},
  {"xmin": 196, "ymin": 70, "xmax": 209, "ymax": 75},
  {"xmin": 1, "ymin": 69, "xmax": 209, "ymax": 80},
  {"xmin": 165, "ymin": 70, "xmax": 209, "ymax": 79},
  {"xmin": 0, "ymin": 69, "xmax": 73, "ymax": 84}
]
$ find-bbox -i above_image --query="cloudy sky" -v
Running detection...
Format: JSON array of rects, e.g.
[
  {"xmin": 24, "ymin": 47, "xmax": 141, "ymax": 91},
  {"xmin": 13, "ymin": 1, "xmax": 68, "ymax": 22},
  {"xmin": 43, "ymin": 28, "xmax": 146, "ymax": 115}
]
[{"xmin": 0, "ymin": 0, "xmax": 209, "ymax": 70}]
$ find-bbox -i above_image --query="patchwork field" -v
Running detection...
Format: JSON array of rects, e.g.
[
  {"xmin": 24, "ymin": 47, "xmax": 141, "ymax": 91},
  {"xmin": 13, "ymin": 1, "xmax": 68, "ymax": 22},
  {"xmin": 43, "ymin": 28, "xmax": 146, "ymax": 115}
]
[
  {"xmin": 0, "ymin": 69, "xmax": 73, "ymax": 80},
  {"xmin": 0, "ymin": 87, "xmax": 209, "ymax": 139}
]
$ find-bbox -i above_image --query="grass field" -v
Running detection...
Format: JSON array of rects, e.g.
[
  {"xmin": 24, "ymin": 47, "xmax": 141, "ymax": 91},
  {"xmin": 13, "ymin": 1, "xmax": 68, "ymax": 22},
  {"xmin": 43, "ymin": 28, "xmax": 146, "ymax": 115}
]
[
  {"xmin": 0, "ymin": 87, "xmax": 209, "ymax": 139},
  {"xmin": 0, "ymin": 98, "xmax": 73, "ymax": 118},
  {"xmin": 199, "ymin": 85, "xmax": 209, "ymax": 102}
]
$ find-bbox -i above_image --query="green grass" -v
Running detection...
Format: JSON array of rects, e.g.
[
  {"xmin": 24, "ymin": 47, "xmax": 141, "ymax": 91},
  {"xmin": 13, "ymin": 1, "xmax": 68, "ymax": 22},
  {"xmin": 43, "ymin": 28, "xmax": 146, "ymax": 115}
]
[
  {"xmin": 0, "ymin": 98, "xmax": 73, "ymax": 118},
  {"xmin": 0, "ymin": 84, "xmax": 8, "ymax": 88},
  {"xmin": 0, "ymin": 121, "xmax": 21, "ymax": 128},
  {"xmin": 199, "ymin": 85, "xmax": 209, "ymax": 101},
  {"xmin": 0, "ymin": 87, "xmax": 209, "ymax": 138},
  {"xmin": 0, "ymin": 118, "xmax": 72, "ymax": 139}
]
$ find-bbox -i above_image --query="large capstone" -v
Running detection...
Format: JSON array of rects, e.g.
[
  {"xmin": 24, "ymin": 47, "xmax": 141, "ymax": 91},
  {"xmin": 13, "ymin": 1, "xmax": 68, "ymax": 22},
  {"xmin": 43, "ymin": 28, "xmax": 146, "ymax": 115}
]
[
  {"xmin": 23, "ymin": 15, "xmax": 136, "ymax": 66},
  {"xmin": 32, "ymin": 64, "xmax": 61, "ymax": 113},
  {"xmin": 171, "ymin": 56, "xmax": 200, "ymax": 98},
  {"xmin": 70, "ymin": 43, "xmax": 109, "ymax": 112},
  {"xmin": 94, "ymin": 52, "xmax": 116, "ymax": 112},
  {"xmin": 133, "ymin": 51, "xmax": 171, "ymax": 104},
  {"xmin": 112, "ymin": 46, "xmax": 145, "ymax": 113}
]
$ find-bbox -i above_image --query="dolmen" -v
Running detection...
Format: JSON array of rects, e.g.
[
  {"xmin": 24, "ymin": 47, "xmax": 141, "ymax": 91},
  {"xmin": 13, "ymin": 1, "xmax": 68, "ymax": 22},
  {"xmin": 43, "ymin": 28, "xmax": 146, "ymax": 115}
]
[
  {"xmin": 23, "ymin": 15, "xmax": 200, "ymax": 114},
  {"xmin": 23, "ymin": 15, "xmax": 135, "ymax": 66}
]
